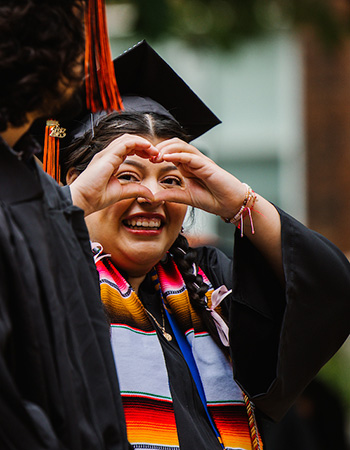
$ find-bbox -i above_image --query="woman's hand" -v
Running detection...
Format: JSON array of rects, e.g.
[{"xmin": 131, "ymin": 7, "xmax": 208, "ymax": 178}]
[
  {"xmin": 153, "ymin": 138, "xmax": 247, "ymax": 218},
  {"xmin": 154, "ymin": 138, "xmax": 284, "ymax": 280},
  {"xmin": 69, "ymin": 134, "xmax": 159, "ymax": 216}
]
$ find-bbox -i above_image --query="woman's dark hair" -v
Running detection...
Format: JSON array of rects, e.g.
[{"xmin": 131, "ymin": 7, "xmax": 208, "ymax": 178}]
[
  {"xmin": 0, "ymin": 0, "xmax": 85, "ymax": 131},
  {"xmin": 65, "ymin": 110, "xmax": 228, "ymax": 352},
  {"xmin": 63, "ymin": 110, "xmax": 189, "ymax": 178},
  {"xmin": 169, "ymin": 235, "xmax": 229, "ymax": 353}
]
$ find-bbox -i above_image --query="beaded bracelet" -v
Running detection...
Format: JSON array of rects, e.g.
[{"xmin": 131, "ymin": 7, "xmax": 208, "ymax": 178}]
[{"xmin": 221, "ymin": 183, "xmax": 258, "ymax": 237}]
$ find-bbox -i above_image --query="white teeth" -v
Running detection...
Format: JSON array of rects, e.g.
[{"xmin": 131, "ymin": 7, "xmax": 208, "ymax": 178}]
[{"xmin": 125, "ymin": 217, "xmax": 161, "ymax": 229}]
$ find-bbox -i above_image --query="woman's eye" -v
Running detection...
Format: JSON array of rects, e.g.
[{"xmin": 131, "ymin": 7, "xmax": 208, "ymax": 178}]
[
  {"xmin": 161, "ymin": 177, "xmax": 183, "ymax": 187},
  {"xmin": 117, "ymin": 173, "xmax": 140, "ymax": 183}
]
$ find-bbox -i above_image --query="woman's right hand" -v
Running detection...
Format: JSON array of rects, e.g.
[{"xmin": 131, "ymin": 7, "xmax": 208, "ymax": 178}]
[{"xmin": 69, "ymin": 134, "xmax": 159, "ymax": 216}]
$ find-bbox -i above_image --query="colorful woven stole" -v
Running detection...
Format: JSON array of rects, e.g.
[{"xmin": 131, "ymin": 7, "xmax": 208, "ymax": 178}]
[{"xmin": 96, "ymin": 255, "xmax": 263, "ymax": 450}]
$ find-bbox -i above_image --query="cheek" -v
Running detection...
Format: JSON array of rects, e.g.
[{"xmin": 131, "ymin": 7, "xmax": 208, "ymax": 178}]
[
  {"xmin": 85, "ymin": 211, "xmax": 107, "ymax": 241},
  {"xmin": 168, "ymin": 204, "xmax": 188, "ymax": 228},
  {"xmin": 85, "ymin": 201, "xmax": 129, "ymax": 239}
]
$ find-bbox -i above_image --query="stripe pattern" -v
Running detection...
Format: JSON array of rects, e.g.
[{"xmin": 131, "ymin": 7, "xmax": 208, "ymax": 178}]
[{"xmin": 96, "ymin": 255, "xmax": 263, "ymax": 450}]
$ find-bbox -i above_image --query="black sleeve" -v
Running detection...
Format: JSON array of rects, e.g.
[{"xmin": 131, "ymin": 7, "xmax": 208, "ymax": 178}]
[
  {"xmin": 0, "ymin": 219, "xmax": 65, "ymax": 450},
  {"xmin": 229, "ymin": 207, "xmax": 350, "ymax": 422}
]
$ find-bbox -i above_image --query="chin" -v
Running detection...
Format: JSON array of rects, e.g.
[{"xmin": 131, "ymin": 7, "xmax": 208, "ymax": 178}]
[{"xmin": 129, "ymin": 249, "xmax": 162, "ymax": 269}]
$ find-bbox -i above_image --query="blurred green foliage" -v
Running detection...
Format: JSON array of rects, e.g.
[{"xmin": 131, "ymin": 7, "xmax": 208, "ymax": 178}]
[
  {"xmin": 318, "ymin": 340, "xmax": 350, "ymax": 413},
  {"xmin": 106, "ymin": 0, "xmax": 350, "ymax": 49}
]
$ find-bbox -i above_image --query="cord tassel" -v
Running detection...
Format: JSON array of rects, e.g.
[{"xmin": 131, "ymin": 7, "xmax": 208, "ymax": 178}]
[
  {"xmin": 243, "ymin": 393, "xmax": 262, "ymax": 450},
  {"xmin": 42, "ymin": 1, "xmax": 122, "ymax": 182},
  {"xmin": 43, "ymin": 120, "xmax": 66, "ymax": 183},
  {"xmin": 84, "ymin": 0, "xmax": 123, "ymax": 112}
]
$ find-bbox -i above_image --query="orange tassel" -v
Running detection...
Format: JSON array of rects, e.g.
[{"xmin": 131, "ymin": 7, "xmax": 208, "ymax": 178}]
[
  {"xmin": 43, "ymin": 1, "xmax": 121, "ymax": 182},
  {"xmin": 43, "ymin": 120, "xmax": 66, "ymax": 183},
  {"xmin": 84, "ymin": 0, "xmax": 123, "ymax": 112}
]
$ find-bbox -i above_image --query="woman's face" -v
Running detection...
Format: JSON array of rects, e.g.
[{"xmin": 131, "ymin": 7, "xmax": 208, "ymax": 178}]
[{"xmin": 85, "ymin": 141, "xmax": 188, "ymax": 277}]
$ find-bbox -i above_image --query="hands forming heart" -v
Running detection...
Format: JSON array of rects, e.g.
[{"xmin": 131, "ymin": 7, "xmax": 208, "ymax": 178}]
[
  {"xmin": 69, "ymin": 134, "xmax": 247, "ymax": 219},
  {"xmin": 68, "ymin": 132, "xmax": 283, "ymax": 277}
]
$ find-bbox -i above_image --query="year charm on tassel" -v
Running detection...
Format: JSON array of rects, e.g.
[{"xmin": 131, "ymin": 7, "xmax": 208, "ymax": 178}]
[
  {"xmin": 49, "ymin": 122, "xmax": 67, "ymax": 139},
  {"xmin": 43, "ymin": 120, "xmax": 66, "ymax": 183}
]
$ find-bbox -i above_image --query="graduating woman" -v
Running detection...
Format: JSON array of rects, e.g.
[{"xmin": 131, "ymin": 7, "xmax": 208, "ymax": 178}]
[{"xmin": 64, "ymin": 41, "xmax": 350, "ymax": 450}]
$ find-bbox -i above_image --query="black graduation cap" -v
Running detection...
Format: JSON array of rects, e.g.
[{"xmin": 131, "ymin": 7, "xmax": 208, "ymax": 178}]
[
  {"xmin": 61, "ymin": 40, "xmax": 221, "ymax": 143},
  {"xmin": 29, "ymin": 39, "xmax": 221, "ymax": 172}
]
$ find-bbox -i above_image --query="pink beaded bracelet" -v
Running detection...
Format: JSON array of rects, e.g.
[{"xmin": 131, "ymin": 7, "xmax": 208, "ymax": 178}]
[{"xmin": 221, "ymin": 183, "xmax": 258, "ymax": 237}]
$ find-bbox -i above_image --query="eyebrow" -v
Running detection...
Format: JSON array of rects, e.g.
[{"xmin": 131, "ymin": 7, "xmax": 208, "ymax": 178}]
[{"xmin": 122, "ymin": 159, "xmax": 179, "ymax": 174}]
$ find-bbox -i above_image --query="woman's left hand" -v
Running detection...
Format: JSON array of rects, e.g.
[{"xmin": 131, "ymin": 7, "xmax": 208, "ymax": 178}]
[
  {"xmin": 154, "ymin": 138, "xmax": 284, "ymax": 281},
  {"xmin": 153, "ymin": 138, "xmax": 247, "ymax": 218}
]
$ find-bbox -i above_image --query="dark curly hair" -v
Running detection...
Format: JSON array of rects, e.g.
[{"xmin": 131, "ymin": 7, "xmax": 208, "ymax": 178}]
[
  {"xmin": 65, "ymin": 110, "xmax": 229, "ymax": 353},
  {"xmin": 0, "ymin": 0, "xmax": 85, "ymax": 132}
]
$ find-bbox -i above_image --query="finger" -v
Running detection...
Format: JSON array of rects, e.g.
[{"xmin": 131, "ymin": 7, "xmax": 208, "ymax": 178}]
[
  {"xmin": 128, "ymin": 147, "xmax": 160, "ymax": 159},
  {"xmin": 154, "ymin": 139, "xmax": 201, "ymax": 162},
  {"xmin": 156, "ymin": 138, "xmax": 187, "ymax": 151},
  {"xmin": 98, "ymin": 134, "xmax": 159, "ymax": 162},
  {"xmin": 121, "ymin": 135, "xmax": 159, "ymax": 159},
  {"xmin": 161, "ymin": 152, "xmax": 212, "ymax": 175},
  {"xmin": 153, "ymin": 188, "xmax": 194, "ymax": 206},
  {"xmin": 87, "ymin": 143, "xmax": 159, "ymax": 183},
  {"xmin": 118, "ymin": 184, "xmax": 155, "ymax": 202}
]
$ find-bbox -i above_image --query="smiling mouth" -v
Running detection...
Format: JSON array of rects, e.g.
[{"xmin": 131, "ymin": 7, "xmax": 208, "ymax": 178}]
[{"xmin": 123, "ymin": 217, "xmax": 163, "ymax": 230}]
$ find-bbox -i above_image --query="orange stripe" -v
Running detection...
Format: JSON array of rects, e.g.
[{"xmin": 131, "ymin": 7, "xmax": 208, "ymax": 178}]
[
  {"xmin": 122, "ymin": 396, "xmax": 179, "ymax": 446},
  {"xmin": 209, "ymin": 404, "xmax": 263, "ymax": 450}
]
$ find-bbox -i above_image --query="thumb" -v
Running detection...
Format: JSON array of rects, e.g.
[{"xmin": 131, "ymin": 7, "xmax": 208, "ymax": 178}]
[
  {"xmin": 118, "ymin": 184, "xmax": 155, "ymax": 202},
  {"xmin": 153, "ymin": 188, "xmax": 192, "ymax": 206}
]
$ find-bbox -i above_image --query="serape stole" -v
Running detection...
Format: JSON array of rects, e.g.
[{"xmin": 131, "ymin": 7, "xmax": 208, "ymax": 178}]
[{"xmin": 96, "ymin": 255, "xmax": 263, "ymax": 450}]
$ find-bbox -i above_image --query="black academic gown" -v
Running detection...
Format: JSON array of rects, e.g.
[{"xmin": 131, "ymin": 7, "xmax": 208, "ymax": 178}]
[
  {"xmin": 229, "ymin": 209, "xmax": 350, "ymax": 422},
  {"xmin": 191, "ymin": 208, "xmax": 350, "ymax": 429},
  {"xmin": 138, "ymin": 211, "xmax": 350, "ymax": 449},
  {"xmin": 195, "ymin": 218, "xmax": 350, "ymax": 446},
  {"xmin": 0, "ymin": 139, "xmax": 130, "ymax": 449}
]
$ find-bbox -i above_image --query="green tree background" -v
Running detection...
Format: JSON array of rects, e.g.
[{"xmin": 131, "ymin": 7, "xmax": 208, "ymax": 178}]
[{"xmin": 107, "ymin": 0, "xmax": 350, "ymax": 50}]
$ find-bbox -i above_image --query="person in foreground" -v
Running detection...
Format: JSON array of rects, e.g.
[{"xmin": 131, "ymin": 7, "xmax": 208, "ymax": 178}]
[
  {"xmin": 64, "ymin": 42, "xmax": 350, "ymax": 450},
  {"xmin": 0, "ymin": 2, "xmax": 153, "ymax": 449}
]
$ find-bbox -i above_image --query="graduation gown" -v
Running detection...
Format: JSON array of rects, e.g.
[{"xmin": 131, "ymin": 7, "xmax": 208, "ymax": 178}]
[
  {"xmin": 116, "ymin": 209, "xmax": 350, "ymax": 449},
  {"xmin": 198, "ymin": 208, "xmax": 350, "ymax": 422},
  {"xmin": 0, "ymin": 139, "xmax": 130, "ymax": 449}
]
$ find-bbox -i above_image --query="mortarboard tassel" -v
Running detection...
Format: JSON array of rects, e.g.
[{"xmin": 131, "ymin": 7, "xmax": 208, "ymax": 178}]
[
  {"xmin": 84, "ymin": 0, "xmax": 123, "ymax": 112},
  {"xmin": 43, "ymin": 120, "xmax": 66, "ymax": 183},
  {"xmin": 42, "ymin": 0, "xmax": 122, "ymax": 183}
]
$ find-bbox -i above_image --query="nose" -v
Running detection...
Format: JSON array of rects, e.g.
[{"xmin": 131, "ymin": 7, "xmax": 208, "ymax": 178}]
[
  {"xmin": 137, "ymin": 196, "xmax": 165, "ymax": 206},
  {"xmin": 137, "ymin": 178, "xmax": 164, "ymax": 206}
]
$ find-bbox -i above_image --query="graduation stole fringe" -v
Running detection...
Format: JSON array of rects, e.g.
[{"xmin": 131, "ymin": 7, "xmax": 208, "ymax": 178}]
[
  {"xmin": 84, "ymin": 0, "xmax": 123, "ymax": 112},
  {"xmin": 96, "ymin": 254, "xmax": 263, "ymax": 450}
]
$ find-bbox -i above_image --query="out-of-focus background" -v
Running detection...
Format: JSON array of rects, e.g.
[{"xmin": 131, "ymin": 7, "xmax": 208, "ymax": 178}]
[{"xmin": 105, "ymin": 1, "xmax": 350, "ymax": 447}]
